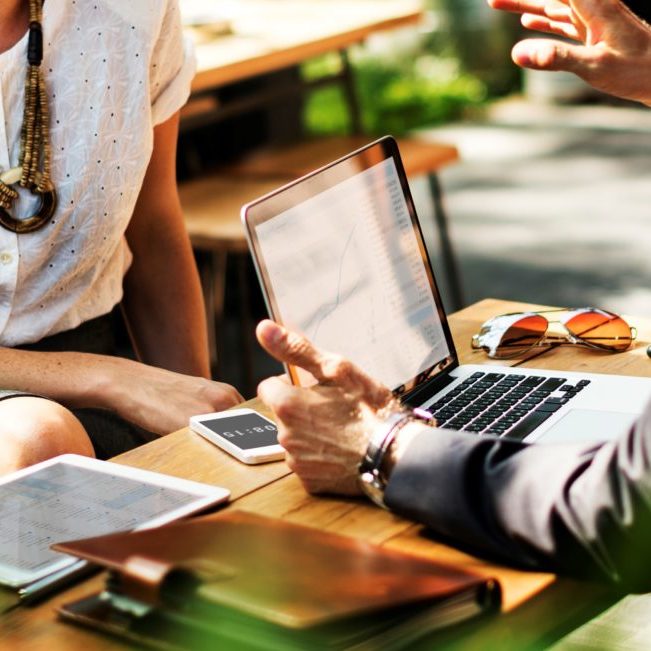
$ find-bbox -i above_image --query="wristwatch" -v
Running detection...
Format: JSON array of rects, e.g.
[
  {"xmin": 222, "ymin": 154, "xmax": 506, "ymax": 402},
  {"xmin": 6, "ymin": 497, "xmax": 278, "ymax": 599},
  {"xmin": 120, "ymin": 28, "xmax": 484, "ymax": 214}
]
[{"xmin": 357, "ymin": 410, "xmax": 417, "ymax": 509}]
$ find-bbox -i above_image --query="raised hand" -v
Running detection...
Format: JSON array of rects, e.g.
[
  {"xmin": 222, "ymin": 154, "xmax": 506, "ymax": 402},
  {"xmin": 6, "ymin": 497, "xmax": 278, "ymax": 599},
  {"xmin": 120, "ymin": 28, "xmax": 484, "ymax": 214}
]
[{"xmin": 487, "ymin": 0, "xmax": 651, "ymax": 105}]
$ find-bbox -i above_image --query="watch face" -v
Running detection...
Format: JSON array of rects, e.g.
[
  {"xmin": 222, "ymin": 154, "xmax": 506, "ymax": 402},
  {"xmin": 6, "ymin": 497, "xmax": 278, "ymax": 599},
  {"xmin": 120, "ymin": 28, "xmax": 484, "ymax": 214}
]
[{"xmin": 201, "ymin": 413, "xmax": 278, "ymax": 450}]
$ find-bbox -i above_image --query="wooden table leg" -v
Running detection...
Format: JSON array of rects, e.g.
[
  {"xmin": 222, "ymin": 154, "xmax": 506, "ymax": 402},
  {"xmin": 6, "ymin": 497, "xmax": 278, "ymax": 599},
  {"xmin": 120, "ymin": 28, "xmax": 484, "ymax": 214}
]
[
  {"xmin": 428, "ymin": 172, "xmax": 465, "ymax": 312},
  {"xmin": 339, "ymin": 48, "xmax": 364, "ymax": 135},
  {"xmin": 199, "ymin": 249, "xmax": 228, "ymax": 379},
  {"xmin": 236, "ymin": 254, "xmax": 256, "ymax": 397}
]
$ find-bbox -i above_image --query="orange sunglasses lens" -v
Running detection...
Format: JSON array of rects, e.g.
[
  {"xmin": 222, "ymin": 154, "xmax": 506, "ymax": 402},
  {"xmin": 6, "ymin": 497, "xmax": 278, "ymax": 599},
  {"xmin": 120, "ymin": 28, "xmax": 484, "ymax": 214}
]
[
  {"xmin": 565, "ymin": 311, "xmax": 633, "ymax": 351},
  {"xmin": 495, "ymin": 314, "xmax": 548, "ymax": 358}
]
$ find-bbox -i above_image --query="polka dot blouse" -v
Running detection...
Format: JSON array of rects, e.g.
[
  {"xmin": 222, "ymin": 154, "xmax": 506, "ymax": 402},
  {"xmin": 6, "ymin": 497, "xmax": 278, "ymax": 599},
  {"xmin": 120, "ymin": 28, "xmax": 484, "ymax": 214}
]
[{"xmin": 0, "ymin": 0, "xmax": 195, "ymax": 346}]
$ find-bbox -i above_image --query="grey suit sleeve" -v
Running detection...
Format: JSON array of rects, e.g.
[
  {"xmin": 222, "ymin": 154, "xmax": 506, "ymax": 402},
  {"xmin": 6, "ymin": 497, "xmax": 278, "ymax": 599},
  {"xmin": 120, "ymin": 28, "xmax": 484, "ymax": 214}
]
[{"xmin": 384, "ymin": 399, "xmax": 651, "ymax": 589}]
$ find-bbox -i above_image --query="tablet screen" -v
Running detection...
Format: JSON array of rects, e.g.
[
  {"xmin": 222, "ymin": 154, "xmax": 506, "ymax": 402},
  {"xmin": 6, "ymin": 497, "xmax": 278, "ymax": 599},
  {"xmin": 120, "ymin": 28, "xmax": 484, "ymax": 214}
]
[{"xmin": 0, "ymin": 455, "xmax": 229, "ymax": 588}]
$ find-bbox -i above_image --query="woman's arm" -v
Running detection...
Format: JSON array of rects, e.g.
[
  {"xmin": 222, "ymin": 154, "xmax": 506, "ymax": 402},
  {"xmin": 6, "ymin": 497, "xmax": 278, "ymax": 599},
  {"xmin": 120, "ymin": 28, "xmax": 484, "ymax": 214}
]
[
  {"xmin": 122, "ymin": 111, "xmax": 211, "ymax": 378},
  {"xmin": 0, "ymin": 346, "xmax": 242, "ymax": 436},
  {"xmin": 0, "ymin": 116, "xmax": 242, "ymax": 436}
]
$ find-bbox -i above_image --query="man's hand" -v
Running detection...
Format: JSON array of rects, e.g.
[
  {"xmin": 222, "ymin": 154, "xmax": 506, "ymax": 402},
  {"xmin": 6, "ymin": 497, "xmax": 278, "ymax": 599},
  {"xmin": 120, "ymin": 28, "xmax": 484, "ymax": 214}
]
[
  {"xmin": 487, "ymin": 0, "xmax": 651, "ymax": 106},
  {"xmin": 256, "ymin": 320, "xmax": 396, "ymax": 495}
]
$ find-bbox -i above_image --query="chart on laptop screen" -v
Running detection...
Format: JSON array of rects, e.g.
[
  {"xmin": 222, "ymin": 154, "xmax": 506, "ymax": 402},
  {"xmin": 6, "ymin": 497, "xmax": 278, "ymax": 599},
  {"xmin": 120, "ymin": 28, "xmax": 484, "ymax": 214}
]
[{"xmin": 256, "ymin": 158, "xmax": 451, "ymax": 389}]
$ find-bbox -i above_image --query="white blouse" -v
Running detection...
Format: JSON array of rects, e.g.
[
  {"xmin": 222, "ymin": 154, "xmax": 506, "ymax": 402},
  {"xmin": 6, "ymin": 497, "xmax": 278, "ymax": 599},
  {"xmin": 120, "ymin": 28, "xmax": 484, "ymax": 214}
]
[{"xmin": 0, "ymin": 0, "xmax": 195, "ymax": 346}]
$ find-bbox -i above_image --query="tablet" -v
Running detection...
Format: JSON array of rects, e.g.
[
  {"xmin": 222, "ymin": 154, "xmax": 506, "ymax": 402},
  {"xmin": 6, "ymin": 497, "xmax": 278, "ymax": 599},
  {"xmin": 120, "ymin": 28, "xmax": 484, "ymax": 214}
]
[{"xmin": 0, "ymin": 454, "xmax": 230, "ymax": 588}]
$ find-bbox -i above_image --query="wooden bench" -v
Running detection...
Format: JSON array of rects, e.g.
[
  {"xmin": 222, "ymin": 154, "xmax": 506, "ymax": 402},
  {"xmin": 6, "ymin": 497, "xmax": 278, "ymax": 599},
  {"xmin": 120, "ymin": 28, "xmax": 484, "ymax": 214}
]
[{"xmin": 225, "ymin": 135, "xmax": 459, "ymax": 179}]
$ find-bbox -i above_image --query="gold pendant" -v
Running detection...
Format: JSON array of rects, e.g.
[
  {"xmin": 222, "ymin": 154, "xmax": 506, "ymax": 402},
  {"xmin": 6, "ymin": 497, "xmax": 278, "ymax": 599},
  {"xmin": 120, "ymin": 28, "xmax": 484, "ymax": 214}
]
[{"xmin": 0, "ymin": 167, "xmax": 57, "ymax": 234}]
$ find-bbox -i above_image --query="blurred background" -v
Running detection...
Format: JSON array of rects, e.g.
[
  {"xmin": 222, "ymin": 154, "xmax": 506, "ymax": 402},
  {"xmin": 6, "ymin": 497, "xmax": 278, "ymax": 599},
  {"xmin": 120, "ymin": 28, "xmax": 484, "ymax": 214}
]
[
  {"xmin": 301, "ymin": 0, "xmax": 651, "ymax": 318},
  {"xmin": 178, "ymin": 0, "xmax": 651, "ymax": 392}
]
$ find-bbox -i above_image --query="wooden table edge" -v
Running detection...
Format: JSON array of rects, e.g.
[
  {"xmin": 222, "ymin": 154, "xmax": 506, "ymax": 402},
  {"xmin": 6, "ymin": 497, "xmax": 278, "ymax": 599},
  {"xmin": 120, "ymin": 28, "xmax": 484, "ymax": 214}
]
[
  {"xmin": 2, "ymin": 298, "xmax": 635, "ymax": 649},
  {"xmin": 190, "ymin": 10, "xmax": 424, "ymax": 92}
]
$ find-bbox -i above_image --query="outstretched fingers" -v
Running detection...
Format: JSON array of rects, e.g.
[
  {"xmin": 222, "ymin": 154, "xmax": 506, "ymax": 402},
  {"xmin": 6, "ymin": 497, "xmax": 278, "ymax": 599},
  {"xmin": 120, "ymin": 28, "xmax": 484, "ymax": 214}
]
[
  {"xmin": 487, "ymin": 0, "xmax": 546, "ymax": 14},
  {"xmin": 511, "ymin": 38, "xmax": 594, "ymax": 72},
  {"xmin": 487, "ymin": 0, "xmax": 568, "ymax": 17},
  {"xmin": 522, "ymin": 13, "xmax": 582, "ymax": 40}
]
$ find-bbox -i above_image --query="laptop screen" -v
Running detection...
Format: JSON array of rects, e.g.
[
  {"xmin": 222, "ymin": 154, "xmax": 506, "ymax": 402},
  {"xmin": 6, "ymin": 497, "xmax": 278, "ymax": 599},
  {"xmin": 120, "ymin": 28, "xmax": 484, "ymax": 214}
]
[{"xmin": 243, "ymin": 137, "xmax": 457, "ymax": 396}]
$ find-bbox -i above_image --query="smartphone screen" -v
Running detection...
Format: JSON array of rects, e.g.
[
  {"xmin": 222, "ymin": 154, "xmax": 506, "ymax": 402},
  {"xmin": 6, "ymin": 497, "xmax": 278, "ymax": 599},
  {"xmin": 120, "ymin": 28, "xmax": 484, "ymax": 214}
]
[{"xmin": 200, "ymin": 412, "xmax": 278, "ymax": 450}]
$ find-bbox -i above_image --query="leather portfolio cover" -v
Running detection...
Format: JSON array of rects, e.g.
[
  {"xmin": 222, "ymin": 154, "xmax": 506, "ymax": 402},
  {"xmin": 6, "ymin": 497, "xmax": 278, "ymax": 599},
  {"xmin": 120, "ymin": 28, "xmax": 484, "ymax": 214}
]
[{"xmin": 55, "ymin": 510, "xmax": 500, "ymax": 650}]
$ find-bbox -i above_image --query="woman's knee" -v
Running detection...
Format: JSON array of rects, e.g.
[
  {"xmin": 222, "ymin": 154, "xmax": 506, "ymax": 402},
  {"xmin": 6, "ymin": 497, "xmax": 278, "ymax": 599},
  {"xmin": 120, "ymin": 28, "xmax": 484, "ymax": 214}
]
[{"xmin": 0, "ymin": 397, "xmax": 94, "ymax": 474}]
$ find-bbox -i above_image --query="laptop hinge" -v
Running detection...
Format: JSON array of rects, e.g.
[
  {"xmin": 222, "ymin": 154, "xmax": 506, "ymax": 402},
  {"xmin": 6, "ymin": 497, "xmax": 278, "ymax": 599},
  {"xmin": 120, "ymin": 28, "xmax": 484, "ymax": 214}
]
[{"xmin": 401, "ymin": 372, "xmax": 456, "ymax": 409}]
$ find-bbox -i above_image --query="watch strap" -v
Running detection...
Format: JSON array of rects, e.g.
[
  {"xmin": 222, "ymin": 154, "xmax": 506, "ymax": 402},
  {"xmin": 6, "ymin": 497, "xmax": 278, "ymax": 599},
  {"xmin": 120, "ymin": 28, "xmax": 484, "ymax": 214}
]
[{"xmin": 358, "ymin": 412, "xmax": 413, "ymax": 509}]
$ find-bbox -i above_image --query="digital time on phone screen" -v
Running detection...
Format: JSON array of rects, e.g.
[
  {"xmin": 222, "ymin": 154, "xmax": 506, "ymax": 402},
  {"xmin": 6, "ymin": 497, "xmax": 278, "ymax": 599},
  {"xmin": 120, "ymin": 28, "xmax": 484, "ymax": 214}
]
[{"xmin": 203, "ymin": 413, "xmax": 278, "ymax": 450}]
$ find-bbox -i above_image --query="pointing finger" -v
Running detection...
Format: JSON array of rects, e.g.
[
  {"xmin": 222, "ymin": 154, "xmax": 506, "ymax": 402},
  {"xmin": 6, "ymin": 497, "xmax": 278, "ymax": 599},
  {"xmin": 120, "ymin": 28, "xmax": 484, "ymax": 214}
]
[
  {"xmin": 256, "ymin": 320, "xmax": 330, "ymax": 382},
  {"xmin": 256, "ymin": 320, "xmax": 392, "ymax": 407}
]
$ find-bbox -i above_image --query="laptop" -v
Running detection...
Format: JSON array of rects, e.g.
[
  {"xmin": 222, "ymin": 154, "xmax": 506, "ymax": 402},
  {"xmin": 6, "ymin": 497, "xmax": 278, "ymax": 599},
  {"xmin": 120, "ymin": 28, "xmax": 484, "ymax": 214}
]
[{"xmin": 242, "ymin": 136, "xmax": 651, "ymax": 445}]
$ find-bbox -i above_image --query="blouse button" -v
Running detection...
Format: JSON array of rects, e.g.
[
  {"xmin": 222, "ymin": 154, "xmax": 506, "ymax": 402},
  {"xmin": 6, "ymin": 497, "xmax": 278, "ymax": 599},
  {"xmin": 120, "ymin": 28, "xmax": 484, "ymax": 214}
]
[{"xmin": 0, "ymin": 252, "xmax": 13, "ymax": 265}]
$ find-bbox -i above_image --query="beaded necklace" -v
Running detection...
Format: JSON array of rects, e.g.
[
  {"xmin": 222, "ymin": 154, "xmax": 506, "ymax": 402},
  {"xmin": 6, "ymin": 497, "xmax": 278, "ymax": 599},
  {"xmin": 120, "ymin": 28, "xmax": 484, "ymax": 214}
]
[{"xmin": 0, "ymin": 0, "xmax": 56, "ymax": 233}]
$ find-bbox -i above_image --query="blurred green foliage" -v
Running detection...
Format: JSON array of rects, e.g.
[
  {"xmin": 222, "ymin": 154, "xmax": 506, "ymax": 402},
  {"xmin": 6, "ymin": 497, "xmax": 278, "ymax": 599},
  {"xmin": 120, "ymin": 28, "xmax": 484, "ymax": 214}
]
[
  {"xmin": 432, "ymin": 0, "xmax": 521, "ymax": 94},
  {"xmin": 303, "ymin": 52, "xmax": 487, "ymax": 137},
  {"xmin": 302, "ymin": 0, "xmax": 520, "ymax": 136}
]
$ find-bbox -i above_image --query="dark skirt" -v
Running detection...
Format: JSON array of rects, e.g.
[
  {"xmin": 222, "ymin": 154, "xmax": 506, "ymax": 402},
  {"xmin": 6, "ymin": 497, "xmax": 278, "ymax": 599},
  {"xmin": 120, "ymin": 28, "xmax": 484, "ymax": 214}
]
[{"xmin": 1, "ymin": 308, "xmax": 157, "ymax": 459}]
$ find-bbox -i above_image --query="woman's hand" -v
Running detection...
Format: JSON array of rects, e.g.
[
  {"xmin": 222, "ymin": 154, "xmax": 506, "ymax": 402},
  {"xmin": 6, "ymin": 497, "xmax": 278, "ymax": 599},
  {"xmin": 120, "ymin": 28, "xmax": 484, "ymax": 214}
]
[
  {"xmin": 104, "ymin": 357, "xmax": 243, "ymax": 436},
  {"xmin": 256, "ymin": 320, "xmax": 396, "ymax": 495},
  {"xmin": 487, "ymin": 0, "xmax": 651, "ymax": 106}
]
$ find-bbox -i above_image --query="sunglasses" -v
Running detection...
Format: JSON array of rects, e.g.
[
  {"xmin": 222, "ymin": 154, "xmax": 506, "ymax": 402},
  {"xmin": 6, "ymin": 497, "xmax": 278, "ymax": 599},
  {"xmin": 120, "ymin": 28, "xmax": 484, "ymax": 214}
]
[{"xmin": 471, "ymin": 308, "xmax": 637, "ymax": 359}]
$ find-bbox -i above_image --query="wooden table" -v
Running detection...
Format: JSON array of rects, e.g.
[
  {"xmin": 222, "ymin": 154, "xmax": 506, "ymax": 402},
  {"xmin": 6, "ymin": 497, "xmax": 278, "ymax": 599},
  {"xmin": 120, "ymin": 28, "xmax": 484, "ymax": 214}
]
[
  {"xmin": 5, "ymin": 298, "xmax": 650, "ymax": 649},
  {"xmin": 186, "ymin": 0, "xmax": 424, "ymax": 93}
]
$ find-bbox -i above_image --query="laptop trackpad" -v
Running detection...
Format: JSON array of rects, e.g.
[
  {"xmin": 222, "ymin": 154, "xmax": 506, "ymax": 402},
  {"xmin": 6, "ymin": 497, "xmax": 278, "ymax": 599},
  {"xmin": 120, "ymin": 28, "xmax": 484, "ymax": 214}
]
[{"xmin": 536, "ymin": 409, "xmax": 638, "ymax": 445}]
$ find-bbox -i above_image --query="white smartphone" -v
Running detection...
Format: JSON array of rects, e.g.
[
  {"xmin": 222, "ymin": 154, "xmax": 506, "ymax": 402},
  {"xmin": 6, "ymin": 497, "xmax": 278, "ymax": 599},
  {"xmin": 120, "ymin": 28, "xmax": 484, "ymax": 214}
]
[{"xmin": 189, "ymin": 408, "xmax": 285, "ymax": 464}]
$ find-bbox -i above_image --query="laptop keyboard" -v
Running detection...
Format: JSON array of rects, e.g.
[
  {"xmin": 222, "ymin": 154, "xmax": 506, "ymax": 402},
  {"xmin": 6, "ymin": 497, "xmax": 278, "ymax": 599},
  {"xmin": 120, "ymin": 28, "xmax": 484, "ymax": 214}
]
[{"xmin": 427, "ymin": 372, "xmax": 591, "ymax": 441}]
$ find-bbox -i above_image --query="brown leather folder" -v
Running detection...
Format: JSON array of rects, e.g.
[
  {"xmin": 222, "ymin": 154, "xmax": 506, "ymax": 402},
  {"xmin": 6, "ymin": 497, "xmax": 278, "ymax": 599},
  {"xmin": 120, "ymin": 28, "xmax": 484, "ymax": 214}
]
[{"xmin": 55, "ymin": 510, "xmax": 500, "ymax": 650}]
